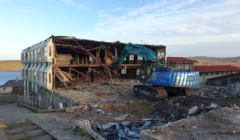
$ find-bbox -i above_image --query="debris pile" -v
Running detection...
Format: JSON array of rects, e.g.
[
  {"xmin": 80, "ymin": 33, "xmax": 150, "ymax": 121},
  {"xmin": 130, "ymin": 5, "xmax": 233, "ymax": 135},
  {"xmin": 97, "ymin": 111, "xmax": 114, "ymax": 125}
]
[
  {"xmin": 76, "ymin": 114, "xmax": 154, "ymax": 140},
  {"xmin": 219, "ymin": 82, "xmax": 240, "ymax": 97}
]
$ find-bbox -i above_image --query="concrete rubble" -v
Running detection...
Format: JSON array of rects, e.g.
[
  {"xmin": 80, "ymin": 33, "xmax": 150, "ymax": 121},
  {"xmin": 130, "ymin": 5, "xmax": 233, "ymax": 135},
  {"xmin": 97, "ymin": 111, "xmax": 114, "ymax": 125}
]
[{"xmin": 62, "ymin": 80, "xmax": 240, "ymax": 140}]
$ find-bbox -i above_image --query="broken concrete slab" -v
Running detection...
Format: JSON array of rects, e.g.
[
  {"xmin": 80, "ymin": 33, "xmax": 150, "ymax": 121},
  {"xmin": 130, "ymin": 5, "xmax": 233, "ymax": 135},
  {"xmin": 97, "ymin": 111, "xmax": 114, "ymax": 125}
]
[{"xmin": 188, "ymin": 106, "xmax": 198, "ymax": 115}]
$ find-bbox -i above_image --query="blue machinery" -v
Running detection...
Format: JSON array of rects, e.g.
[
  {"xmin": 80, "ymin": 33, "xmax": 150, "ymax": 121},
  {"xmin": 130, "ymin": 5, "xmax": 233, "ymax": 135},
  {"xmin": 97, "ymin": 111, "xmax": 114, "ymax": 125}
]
[{"xmin": 117, "ymin": 43, "xmax": 200, "ymax": 100}]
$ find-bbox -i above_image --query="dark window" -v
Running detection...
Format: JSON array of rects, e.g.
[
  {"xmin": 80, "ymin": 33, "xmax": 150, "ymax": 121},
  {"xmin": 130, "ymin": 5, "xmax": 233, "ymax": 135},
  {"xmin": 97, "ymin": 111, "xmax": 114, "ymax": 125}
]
[
  {"xmin": 211, "ymin": 72, "xmax": 214, "ymax": 75},
  {"xmin": 206, "ymin": 73, "xmax": 208, "ymax": 76},
  {"xmin": 200, "ymin": 73, "xmax": 202, "ymax": 76},
  {"xmin": 216, "ymin": 72, "xmax": 219, "ymax": 75},
  {"xmin": 49, "ymin": 46, "xmax": 51, "ymax": 56},
  {"xmin": 49, "ymin": 73, "xmax": 51, "ymax": 83}
]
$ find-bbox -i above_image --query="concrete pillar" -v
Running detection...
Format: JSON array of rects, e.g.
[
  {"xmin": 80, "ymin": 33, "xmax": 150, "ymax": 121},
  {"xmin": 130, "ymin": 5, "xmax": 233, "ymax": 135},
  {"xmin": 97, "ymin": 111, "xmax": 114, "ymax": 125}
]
[
  {"xmin": 203, "ymin": 73, "xmax": 206, "ymax": 85},
  {"xmin": 228, "ymin": 76, "xmax": 231, "ymax": 87}
]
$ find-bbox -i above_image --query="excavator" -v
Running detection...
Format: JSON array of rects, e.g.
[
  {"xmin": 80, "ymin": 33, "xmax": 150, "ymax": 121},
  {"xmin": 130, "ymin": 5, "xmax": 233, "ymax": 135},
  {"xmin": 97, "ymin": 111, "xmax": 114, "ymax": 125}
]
[{"xmin": 116, "ymin": 43, "xmax": 200, "ymax": 100}]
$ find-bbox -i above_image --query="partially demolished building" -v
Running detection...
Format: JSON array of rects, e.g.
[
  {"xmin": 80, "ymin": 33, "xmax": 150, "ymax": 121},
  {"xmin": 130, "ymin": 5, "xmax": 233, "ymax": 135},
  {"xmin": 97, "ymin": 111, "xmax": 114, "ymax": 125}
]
[{"xmin": 21, "ymin": 36, "xmax": 166, "ymax": 109}]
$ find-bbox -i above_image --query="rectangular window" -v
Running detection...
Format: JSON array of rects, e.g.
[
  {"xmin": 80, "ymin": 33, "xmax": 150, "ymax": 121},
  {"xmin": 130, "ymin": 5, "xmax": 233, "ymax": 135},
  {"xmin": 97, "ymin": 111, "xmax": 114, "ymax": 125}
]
[
  {"xmin": 31, "ymin": 51, "xmax": 33, "ymax": 60},
  {"xmin": 90, "ymin": 57, "xmax": 93, "ymax": 61},
  {"xmin": 49, "ymin": 73, "xmax": 51, "ymax": 83},
  {"xmin": 37, "ymin": 48, "xmax": 41, "ymax": 58},
  {"xmin": 44, "ymin": 47, "xmax": 47, "ymax": 57},
  {"xmin": 200, "ymin": 73, "xmax": 202, "ymax": 76},
  {"xmin": 216, "ymin": 72, "xmax": 219, "ymax": 75},
  {"xmin": 49, "ymin": 46, "xmax": 51, "ymax": 56},
  {"xmin": 43, "ymin": 73, "xmax": 44, "ymax": 82},
  {"xmin": 137, "ymin": 69, "xmax": 140, "ymax": 75},
  {"xmin": 44, "ymin": 72, "xmax": 47, "ymax": 83},
  {"xmin": 211, "ymin": 72, "xmax": 214, "ymax": 75},
  {"xmin": 35, "ymin": 50, "xmax": 37, "ymax": 59},
  {"xmin": 130, "ymin": 55, "xmax": 134, "ymax": 60},
  {"xmin": 27, "ymin": 52, "xmax": 30, "ymax": 60},
  {"xmin": 206, "ymin": 73, "xmax": 208, "ymax": 76},
  {"xmin": 38, "ymin": 72, "xmax": 41, "ymax": 82},
  {"xmin": 138, "ymin": 55, "xmax": 143, "ymax": 60},
  {"xmin": 121, "ymin": 69, "xmax": 126, "ymax": 74},
  {"xmin": 158, "ymin": 52, "xmax": 161, "ymax": 59}
]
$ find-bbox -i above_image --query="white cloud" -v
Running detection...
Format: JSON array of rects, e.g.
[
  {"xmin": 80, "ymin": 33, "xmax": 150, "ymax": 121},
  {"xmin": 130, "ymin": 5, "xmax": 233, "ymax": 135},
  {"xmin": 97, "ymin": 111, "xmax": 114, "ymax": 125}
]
[
  {"xmin": 60, "ymin": 0, "xmax": 88, "ymax": 9},
  {"xmin": 75, "ymin": 0, "xmax": 240, "ymax": 57},
  {"xmin": 82, "ymin": 0, "xmax": 240, "ymax": 38}
]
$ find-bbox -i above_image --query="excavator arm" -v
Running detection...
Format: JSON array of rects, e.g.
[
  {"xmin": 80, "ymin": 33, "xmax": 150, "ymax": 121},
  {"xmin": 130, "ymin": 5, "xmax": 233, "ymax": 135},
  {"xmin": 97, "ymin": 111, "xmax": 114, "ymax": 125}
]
[{"xmin": 117, "ymin": 43, "xmax": 160, "ymax": 66}]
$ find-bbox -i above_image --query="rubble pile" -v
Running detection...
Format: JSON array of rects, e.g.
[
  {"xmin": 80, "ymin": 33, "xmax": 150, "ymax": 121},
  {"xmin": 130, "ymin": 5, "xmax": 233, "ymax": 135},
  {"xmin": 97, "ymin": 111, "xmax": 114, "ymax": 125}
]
[
  {"xmin": 192, "ymin": 82, "xmax": 240, "ymax": 98},
  {"xmin": 153, "ymin": 96, "xmax": 220, "ymax": 122},
  {"xmin": 220, "ymin": 82, "xmax": 240, "ymax": 97}
]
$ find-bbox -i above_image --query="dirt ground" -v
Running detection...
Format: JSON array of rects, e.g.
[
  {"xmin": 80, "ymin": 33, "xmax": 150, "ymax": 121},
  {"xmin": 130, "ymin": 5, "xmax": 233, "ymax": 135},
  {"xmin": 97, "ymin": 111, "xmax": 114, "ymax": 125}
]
[{"xmin": 52, "ymin": 80, "xmax": 240, "ymax": 139}]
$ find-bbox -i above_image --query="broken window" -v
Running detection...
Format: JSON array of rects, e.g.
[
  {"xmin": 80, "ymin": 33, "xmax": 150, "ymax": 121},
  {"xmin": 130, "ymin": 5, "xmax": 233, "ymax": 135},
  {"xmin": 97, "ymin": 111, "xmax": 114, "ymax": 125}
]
[
  {"xmin": 138, "ymin": 55, "xmax": 143, "ymax": 60},
  {"xmin": 129, "ymin": 55, "xmax": 134, "ymax": 60},
  {"xmin": 158, "ymin": 52, "xmax": 161, "ymax": 59},
  {"xmin": 121, "ymin": 69, "xmax": 126, "ymax": 74},
  {"xmin": 137, "ymin": 69, "xmax": 141, "ymax": 75},
  {"xmin": 90, "ymin": 57, "xmax": 93, "ymax": 61}
]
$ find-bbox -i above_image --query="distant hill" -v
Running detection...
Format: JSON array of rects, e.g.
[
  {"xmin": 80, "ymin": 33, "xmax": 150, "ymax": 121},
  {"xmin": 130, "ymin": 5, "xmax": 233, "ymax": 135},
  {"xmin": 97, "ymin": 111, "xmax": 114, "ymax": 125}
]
[
  {"xmin": 0, "ymin": 60, "xmax": 22, "ymax": 71},
  {"xmin": 187, "ymin": 56, "xmax": 240, "ymax": 68}
]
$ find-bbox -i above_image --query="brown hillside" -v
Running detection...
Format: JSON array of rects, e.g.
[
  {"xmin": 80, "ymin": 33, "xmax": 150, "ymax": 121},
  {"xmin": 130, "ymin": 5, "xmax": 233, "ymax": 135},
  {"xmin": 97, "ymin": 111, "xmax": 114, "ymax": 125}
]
[
  {"xmin": 187, "ymin": 57, "xmax": 240, "ymax": 68},
  {"xmin": 0, "ymin": 60, "xmax": 22, "ymax": 71}
]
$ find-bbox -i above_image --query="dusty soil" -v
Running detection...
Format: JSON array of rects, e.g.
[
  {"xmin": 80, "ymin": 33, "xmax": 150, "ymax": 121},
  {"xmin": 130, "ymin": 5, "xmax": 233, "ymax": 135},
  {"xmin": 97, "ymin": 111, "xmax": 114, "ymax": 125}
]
[{"xmin": 142, "ymin": 107, "xmax": 240, "ymax": 140}]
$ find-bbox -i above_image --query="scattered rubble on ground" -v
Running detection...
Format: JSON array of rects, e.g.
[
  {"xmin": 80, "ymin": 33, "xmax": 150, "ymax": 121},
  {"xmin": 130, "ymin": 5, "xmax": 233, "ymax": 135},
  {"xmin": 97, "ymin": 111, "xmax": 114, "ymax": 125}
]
[{"xmin": 49, "ymin": 80, "xmax": 240, "ymax": 139}]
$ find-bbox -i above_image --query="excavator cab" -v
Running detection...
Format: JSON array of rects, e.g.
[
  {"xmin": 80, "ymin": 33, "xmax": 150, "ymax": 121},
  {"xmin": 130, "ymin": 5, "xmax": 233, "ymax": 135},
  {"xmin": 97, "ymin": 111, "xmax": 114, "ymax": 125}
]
[{"xmin": 140, "ymin": 60, "xmax": 161, "ymax": 84}]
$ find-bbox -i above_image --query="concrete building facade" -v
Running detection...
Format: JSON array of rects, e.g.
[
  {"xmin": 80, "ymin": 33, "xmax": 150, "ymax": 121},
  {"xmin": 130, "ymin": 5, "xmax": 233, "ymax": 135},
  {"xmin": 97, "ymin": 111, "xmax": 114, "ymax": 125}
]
[
  {"xmin": 194, "ymin": 65, "xmax": 240, "ymax": 85},
  {"xmin": 207, "ymin": 72, "xmax": 240, "ymax": 87}
]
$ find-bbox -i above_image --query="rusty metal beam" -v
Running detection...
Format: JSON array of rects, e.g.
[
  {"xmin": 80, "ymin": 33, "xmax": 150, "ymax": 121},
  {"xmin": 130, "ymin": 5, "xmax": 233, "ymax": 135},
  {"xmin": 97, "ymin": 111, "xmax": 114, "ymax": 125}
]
[
  {"xmin": 55, "ymin": 39, "xmax": 121, "ymax": 82},
  {"xmin": 89, "ymin": 68, "xmax": 105, "ymax": 77},
  {"xmin": 89, "ymin": 76, "xmax": 107, "ymax": 86},
  {"xmin": 71, "ymin": 68, "xmax": 88, "ymax": 78}
]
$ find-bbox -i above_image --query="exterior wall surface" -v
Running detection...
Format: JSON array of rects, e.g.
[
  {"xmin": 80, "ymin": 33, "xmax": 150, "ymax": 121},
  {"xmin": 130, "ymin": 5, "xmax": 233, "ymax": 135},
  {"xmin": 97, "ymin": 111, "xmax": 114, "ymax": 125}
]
[
  {"xmin": 208, "ymin": 74, "xmax": 240, "ymax": 87},
  {"xmin": 0, "ymin": 87, "xmax": 12, "ymax": 93},
  {"xmin": 38, "ymin": 86, "xmax": 80, "ymax": 109},
  {"xmin": 199, "ymin": 71, "xmax": 232, "ymax": 84}
]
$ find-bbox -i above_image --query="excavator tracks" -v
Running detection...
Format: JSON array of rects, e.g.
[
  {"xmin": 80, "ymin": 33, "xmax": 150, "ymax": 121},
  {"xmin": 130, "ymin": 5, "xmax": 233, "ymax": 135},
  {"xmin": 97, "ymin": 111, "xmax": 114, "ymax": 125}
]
[{"xmin": 134, "ymin": 85, "xmax": 193, "ymax": 101}]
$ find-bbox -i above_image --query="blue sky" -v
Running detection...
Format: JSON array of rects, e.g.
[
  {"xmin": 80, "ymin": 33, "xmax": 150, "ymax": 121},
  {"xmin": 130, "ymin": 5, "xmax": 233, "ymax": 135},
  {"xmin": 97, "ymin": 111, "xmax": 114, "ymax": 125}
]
[{"xmin": 0, "ymin": 0, "xmax": 240, "ymax": 60}]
